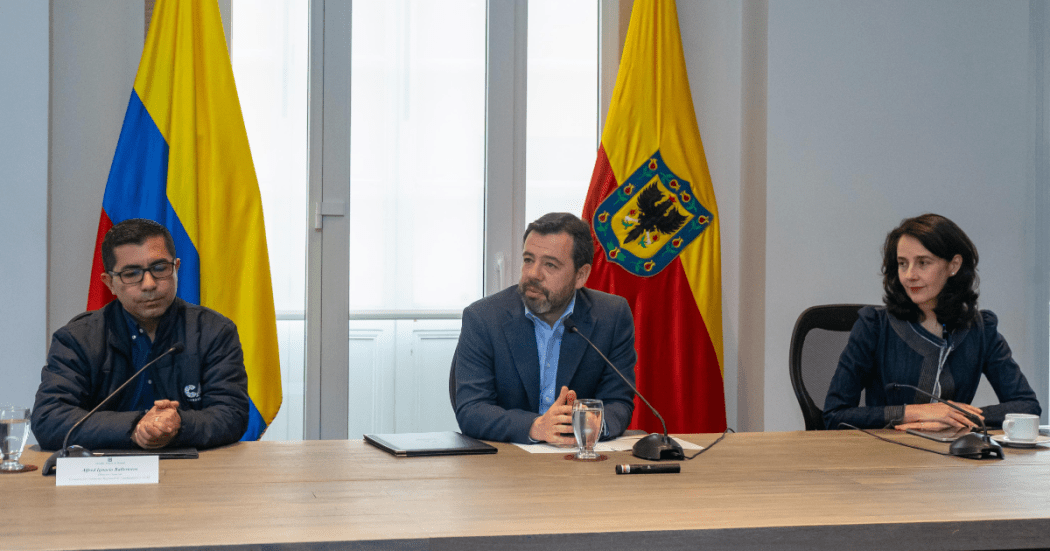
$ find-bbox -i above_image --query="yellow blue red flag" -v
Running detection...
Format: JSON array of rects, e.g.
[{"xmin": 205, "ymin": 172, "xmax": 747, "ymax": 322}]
[
  {"xmin": 87, "ymin": 0, "xmax": 281, "ymax": 440},
  {"xmin": 583, "ymin": 0, "xmax": 726, "ymax": 433}
]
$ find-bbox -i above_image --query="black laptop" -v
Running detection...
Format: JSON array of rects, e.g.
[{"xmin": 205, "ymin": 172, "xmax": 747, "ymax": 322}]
[
  {"xmin": 364, "ymin": 431, "xmax": 497, "ymax": 457},
  {"xmin": 92, "ymin": 447, "xmax": 199, "ymax": 459}
]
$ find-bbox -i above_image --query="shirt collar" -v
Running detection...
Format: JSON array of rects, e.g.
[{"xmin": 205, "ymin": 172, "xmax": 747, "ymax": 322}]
[
  {"xmin": 121, "ymin": 305, "xmax": 146, "ymax": 338},
  {"xmin": 117, "ymin": 298, "xmax": 179, "ymax": 343},
  {"xmin": 523, "ymin": 290, "xmax": 578, "ymax": 330}
]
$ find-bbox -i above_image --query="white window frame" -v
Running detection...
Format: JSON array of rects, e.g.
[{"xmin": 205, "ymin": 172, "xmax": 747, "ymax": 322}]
[{"xmin": 304, "ymin": 0, "xmax": 627, "ymax": 439}]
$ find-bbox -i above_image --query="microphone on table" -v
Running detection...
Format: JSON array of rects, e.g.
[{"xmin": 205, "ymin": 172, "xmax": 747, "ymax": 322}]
[
  {"xmin": 885, "ymin": 382, "xmax": 1003, "ymax": 460},
  {"xmin": 563, "ymin": 318, "xmax": 684, "ymax": 461},
  {"xmin": 42, "ymin": 343, "xmax": 185, "ymax": 476},
  {"xmin": 616, "ymin": 463, "xmax": 680, "ymax": 475}
]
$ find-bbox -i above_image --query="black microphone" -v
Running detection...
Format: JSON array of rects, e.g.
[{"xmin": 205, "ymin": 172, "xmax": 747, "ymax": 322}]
[
  {"xmin": 42, "ymin": 343, "xmax": 185, "ymax": 476},
  {"xmin": 563, "ymin": 318, "xmax": 684, "ymax": 461},
  {"xmin": 884, "ymin": 382, "xmax": 1003, "ymax": 460},
  {"xmin": 616, "ymin": 463, "xmax": 680, "ymax": 475}
]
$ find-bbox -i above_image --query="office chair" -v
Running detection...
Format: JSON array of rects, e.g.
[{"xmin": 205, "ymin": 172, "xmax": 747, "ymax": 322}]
[
  {"xmin": 789, "ymin": 304, "xmax": 869, "ymax": 430},
  {"xmin": 448, "ymin": 349, "xmax": 458, "ymax": 411}
]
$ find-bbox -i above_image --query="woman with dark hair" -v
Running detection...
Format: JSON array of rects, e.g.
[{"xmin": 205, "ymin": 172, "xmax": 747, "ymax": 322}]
[{"xmin": 823, "ymin": 214, "xmax": 1041, "ymax": 431}]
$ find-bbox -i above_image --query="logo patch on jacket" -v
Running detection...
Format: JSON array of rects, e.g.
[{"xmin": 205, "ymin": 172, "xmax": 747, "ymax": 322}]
[
  {"xmin": 183, "ymin": 384, "xmax": 202, "ymax": 402},
  {"xmin": 592, "ymin": 150, "xmax": 713, "ymax": 276}
]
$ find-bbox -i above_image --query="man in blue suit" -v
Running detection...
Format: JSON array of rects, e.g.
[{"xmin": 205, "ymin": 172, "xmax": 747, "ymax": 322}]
[{"xmin": 453, "ymin": 212, "xmax": 636, "ymax": 444}]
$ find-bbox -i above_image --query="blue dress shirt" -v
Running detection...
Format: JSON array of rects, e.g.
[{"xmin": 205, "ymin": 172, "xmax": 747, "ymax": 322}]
[{"xmin": 524, "ymin": 292, "xmax": 577, "ymax": 414}]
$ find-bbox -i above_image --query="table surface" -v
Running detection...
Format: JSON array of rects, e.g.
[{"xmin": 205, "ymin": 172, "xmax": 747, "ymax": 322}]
[{"xmin": 4, "ymin": 430, "xmax": 1050, "ymax": 551}]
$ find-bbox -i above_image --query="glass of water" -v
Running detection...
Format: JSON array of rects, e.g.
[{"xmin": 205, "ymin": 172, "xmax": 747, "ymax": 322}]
[
  {"xmin": 572, "ymin": 399, "xmax": 604, "ymax": 460},
  {"xmin": 1, "ymin": 405, "xmax": 31, "ymax": 472}
]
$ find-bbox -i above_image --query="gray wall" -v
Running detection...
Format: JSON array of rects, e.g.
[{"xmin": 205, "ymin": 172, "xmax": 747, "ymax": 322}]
[
  {"xmin": 49, "ymin": 2, "xmax": 143, "ymax": 339},
  {"xmin": 761, "ymin": 0, "xmax": 1047, "ymax": 431},
  {"xmin": 677, "ymin": 0, "xmax": 746, "ymax": 430},
  {"xmin": 2, "ymin": 1, "xmax": 1047, "ymax": 434},
  {"xmin": 0, "ymin": 2, "xmax": 49, "ymax": 425},
  {"xmin": 680, "ymin": 0, "xmax": 1049, "ymax": 431}
]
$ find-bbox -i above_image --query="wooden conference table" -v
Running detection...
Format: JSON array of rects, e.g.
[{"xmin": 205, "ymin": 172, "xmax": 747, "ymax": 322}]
[{"xmin": 4, "ymin": 430, "xmax": 1050, "ymax": 551}]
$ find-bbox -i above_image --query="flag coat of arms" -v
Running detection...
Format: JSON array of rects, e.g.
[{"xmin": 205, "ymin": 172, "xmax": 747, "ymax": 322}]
[
  {"xmin": 87, "ymin": 0, "xmax": 281, "ymax": 440},
  {"xmin": 582, "ymin": 0, "xmax": 726, "ymax": 433}
]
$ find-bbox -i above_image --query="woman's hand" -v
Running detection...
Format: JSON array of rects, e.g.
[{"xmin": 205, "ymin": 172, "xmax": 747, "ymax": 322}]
[{"xmin": 896, "ymin": 401, "xmax": 983, "ymax": 431}]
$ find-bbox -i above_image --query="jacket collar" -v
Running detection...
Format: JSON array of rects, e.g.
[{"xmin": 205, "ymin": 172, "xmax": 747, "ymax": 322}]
[
  {"xmin": 557, "ymin": 288, "xmax": 594, "ymax": 391},
  {"xmin": 887, "ymin": 313, "xmax": 968, "ymax": 402},
  {"xmin": 502, "ymin": 287, "xmax": 595, "ymax": 410},
  {"xmin": 104, "ymin": 297, "xmax": 184, "ymax": 360}
]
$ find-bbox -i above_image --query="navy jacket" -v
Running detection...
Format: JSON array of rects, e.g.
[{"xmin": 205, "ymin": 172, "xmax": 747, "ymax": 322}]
[
  {"xmin": 32, "ymin": 298, "xmax": 249, "ymax": 450},
  {"xmin": 453, "ymin": 286, "xmax": 637, "ymax": 443},
  {"xmin": 824, "ymin": 306, "xmax": 1041, "ymax": 430}
]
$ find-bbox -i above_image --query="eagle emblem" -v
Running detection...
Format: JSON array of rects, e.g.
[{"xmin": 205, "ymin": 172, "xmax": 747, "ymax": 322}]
[
  {"xmin": 622, "ymin": 182, "xmax": 689, "ymax": 246},
  {"xmin": 592, "ymin": 151, "xmax": 713, "ymax": 276}
]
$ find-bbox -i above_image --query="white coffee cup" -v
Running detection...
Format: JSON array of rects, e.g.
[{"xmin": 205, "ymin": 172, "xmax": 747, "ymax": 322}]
[{"xmin": 1002, "ymin": 413, "xmax": 1039, "ymax": 442}]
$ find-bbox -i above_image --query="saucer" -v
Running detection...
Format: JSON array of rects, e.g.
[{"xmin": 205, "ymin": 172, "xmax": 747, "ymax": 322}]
[{"xmin": 991, "ymin": 434, "xmax": 1050, "ymax": 448}]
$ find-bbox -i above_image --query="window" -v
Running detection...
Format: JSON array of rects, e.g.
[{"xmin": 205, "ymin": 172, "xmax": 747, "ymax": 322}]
[
  {"xmin": 525, "ymin": 0, "xmax": 599, "ymax": 222},
  {"xmin": 232, "ymin": 0, "xmax": 603, "ymax": 439},
  {"xmin": 231, "ymin": 0, "xmax": 309, "ymax": 440},
  {"xmin": 349, "ymin": 1, "xmax": 486, "ymax": 313}
]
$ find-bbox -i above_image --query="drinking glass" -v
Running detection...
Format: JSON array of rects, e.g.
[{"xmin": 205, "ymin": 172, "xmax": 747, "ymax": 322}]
[
  {"xmin": 0, "ymin": 405, "xmax": 31, "ymax": 471},
  {"xmin": 572, "ymin": 399, "xmax": 604, "ymax": 460}
]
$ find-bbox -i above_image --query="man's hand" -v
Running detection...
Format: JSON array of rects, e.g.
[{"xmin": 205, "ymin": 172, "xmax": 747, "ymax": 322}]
[
  {"xmin": 133, "ymin": 400, "xmax": 182, "ymax": 449},
  {"xmin": 529, "ymin": 386, "xmax": 577, "ymax": 445}
]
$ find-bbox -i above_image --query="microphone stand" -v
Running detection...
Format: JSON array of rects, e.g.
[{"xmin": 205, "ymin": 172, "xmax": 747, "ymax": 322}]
[
  {"xmin": 886, "ymin": 382, "xmax": 1003, "ymax": 460},
  {"xmin": 564, "ymin": 319, "xmax": 684, "ymax": 461},
  {"xmin": 42, "ymin": 343, "xmax": 185, "ymax": 476}
]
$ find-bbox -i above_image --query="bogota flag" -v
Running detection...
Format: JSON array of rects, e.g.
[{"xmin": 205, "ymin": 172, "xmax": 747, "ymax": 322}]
[
  {"xmin": 87, "ymin": 0, "xmax": 281, "ymax": 440},
  {"xmin": 582, "ymin": 0, "xmax": 726, "ymax": 433}
]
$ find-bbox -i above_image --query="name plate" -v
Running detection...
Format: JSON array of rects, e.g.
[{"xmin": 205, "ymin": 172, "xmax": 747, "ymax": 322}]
[{"xmin": 56, "ymin": 455, "xmax": 159, "ymax": 486}]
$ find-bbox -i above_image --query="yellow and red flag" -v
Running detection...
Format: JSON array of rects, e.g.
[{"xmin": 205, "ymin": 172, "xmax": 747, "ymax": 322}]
[
  {"xmin": 88, "ymin": 0, "xmax": 281, "ymax": 439},
  {"xmin": 583, "ymin": 0, "xmax": 726, "ymax": 433}
]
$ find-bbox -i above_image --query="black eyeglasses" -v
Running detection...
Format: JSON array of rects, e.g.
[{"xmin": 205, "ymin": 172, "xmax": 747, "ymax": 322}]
[{"xmin": 109, "ymin": 261, "xmax": 176, "ymax": 284}]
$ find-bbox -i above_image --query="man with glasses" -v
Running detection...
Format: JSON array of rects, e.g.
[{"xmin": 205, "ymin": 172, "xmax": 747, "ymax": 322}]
[{"xmin": 32, "ymin": 219, "xmax": 248, "ymax": 451}]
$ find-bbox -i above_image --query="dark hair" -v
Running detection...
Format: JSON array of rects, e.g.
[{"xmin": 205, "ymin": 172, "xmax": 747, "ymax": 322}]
[
  {"xmin": 523, "ymin": 212, "xmax": 594, "ymax": 271},
  {"xmin": 881, "ymin": 213, "xmax": 979, "ymax": 330},
  {"xmin": 101, "ymin": 218, "xmax": 177, "ymax": 272}
]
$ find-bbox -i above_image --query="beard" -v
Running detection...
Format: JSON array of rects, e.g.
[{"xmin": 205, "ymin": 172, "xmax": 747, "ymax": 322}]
[{"xmin": 519, "ymin": 279, "xmax": 575, "ymax": 319}]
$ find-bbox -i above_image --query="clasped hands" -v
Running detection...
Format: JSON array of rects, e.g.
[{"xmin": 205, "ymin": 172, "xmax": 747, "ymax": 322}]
[
  {"xmin": 528, "ymin": 386, "xmax": 578, "ymax": 445},
  {"xmin": 895, "ymin": 401, "xmax": 984, "ymax": 432},
  {"xmin": 133, "ymin": 399, "xmax": 182, "ymax": 449}
]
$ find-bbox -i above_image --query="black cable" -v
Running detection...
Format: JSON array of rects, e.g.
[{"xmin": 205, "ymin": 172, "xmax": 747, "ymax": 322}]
[
  {"xmin": 839, "ymin": 422, "xmax": 952, "ymax": 456},
  {"xmin": 683, "ymin": 428, "xmax": 735, "ymax": 460}
]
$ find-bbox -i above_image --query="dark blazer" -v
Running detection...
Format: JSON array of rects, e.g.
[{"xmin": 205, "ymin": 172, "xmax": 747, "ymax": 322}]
[
  {"xmin": 453, "ymin": 286, "xmax": 637, "ymax": 443},
  {"xmin": 823, "ymin": 306, "xmax": 1041, "ymax": 430}
]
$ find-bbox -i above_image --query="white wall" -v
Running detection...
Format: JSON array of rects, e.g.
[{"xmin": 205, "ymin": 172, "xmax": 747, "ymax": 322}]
[{"xmin": 0, "ymin": 2, "xmax": 49, "ymax": 423}]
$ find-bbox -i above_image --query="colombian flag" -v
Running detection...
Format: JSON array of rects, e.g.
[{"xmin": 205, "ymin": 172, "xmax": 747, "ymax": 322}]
[
  {"xmin": 87, "ymin": 0, "xmax": 281, "ymax": 440},
  {"xmin": 583, "ymin": 0, "xmax": 726, "ymax": 433}
]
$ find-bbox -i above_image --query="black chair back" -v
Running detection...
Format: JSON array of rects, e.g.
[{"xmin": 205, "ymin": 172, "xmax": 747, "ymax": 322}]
[
  {"xmin": 789, "ymin": 304, "xmax": 869, "ymax": 430},
  {"xmin": 448, "ymin": 348, "xmax": 458, "ymax": 411}
]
